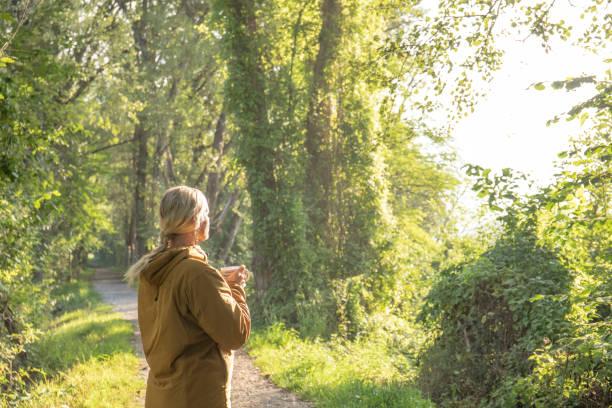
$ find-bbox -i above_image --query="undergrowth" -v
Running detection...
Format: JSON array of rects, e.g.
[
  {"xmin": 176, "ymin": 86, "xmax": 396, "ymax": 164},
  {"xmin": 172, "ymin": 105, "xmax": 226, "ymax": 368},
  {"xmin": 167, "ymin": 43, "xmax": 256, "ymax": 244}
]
[
  {"xmin": 1, "ymin": 278, "xmax": 144, "ymax": 408},
  {"xmin": 246, "ymin": 322, "xmax": 435, "ymax": 408}
]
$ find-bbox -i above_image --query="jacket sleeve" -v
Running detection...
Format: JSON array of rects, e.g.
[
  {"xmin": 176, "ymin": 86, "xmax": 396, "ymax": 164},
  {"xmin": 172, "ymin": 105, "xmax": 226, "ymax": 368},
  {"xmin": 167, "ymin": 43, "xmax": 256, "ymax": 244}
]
[{"xmin": 184, "ymin": 261, "xmax": 251, "ymax": 350}]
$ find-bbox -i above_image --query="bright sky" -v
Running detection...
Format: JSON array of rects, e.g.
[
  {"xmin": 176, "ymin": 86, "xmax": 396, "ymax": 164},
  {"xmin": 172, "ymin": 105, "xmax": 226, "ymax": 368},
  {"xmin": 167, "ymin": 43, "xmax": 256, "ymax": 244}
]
[
  {"xmin": 452, "ymin": 41, "xmax": 605, "ymax": 233},
  {"xmin": 416, "ymin": 2, "xmax": 609, "ymax": 232},
  {"xmin": 452, "ymin": 37, "xmax": 603, "ymax": 189}
]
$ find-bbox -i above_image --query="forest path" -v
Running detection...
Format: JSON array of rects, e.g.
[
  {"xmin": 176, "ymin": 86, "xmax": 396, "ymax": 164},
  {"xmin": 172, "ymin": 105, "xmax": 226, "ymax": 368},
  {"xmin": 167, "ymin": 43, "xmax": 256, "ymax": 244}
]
[{"xmin": 91, "ymin": 267, "xmax": 313, "ymax": 408}]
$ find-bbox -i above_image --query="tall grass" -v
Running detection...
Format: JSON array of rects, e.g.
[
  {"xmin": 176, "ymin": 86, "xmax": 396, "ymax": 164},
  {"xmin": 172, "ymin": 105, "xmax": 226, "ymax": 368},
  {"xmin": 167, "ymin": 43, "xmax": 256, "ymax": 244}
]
[
  {"xmin": 2, "ymin": 279, "xmax": 144, "ymax": 408},
  {"xmin": 246, "ymin": 322, "xmax": 435, "ymax": 408}
]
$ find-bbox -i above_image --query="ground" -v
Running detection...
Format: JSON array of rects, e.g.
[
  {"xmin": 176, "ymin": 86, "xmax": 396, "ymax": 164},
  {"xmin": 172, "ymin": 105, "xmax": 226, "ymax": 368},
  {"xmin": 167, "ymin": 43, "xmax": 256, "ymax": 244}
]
[{"xmin": 91, "ymin": 267, "xmax": 312, "ymax": 408}]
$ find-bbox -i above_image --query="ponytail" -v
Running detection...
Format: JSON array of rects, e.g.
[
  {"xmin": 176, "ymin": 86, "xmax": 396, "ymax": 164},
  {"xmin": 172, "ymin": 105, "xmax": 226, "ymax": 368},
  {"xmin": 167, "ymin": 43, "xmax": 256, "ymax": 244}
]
[{"xmin": 124, "ymin": 233, "xmax": 169, "ymax": 286}]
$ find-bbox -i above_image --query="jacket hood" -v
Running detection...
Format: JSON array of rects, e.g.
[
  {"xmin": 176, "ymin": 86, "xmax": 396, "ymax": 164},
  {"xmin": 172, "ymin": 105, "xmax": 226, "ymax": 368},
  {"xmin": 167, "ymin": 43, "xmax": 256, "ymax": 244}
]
[{"xmin": 141, "ymin": 246, "xmax": 207, "ymax": 287}]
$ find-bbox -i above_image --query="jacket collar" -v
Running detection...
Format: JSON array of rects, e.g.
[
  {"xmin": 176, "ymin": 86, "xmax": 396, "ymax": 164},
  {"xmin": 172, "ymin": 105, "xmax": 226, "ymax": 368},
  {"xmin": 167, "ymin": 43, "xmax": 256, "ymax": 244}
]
[{"xmin": 141, "ymin": 246, "xmax": 207, "ymax": 287}]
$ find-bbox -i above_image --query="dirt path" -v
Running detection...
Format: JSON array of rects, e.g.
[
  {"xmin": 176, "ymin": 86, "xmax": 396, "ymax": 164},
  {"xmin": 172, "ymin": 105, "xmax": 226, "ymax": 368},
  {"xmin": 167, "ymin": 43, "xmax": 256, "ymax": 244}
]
[{"xmin": 91, "ymin": 268, "xmax": 313, "ymax": 408}]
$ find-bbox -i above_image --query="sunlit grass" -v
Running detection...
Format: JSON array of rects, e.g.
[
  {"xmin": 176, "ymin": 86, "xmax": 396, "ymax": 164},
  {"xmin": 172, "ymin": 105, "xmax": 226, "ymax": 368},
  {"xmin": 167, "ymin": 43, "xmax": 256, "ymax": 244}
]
[
  {"xmin": 12, "ymin": 281, "xmax": 145, "ymax": 408},
  {"xmin": 22, "ymin": 352, "xmax": 142, "ymax": 408},
  {"xmin": 246, "ymin": 322, "xmax": 435, "ymax": 408}
]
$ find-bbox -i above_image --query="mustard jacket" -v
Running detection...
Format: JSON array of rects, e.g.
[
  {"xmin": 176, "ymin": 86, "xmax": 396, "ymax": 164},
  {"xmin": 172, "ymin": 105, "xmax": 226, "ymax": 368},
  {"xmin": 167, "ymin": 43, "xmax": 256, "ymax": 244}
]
[{"xmin": 138, "ymin": 246, "xmax": 251, "ymax": 408}]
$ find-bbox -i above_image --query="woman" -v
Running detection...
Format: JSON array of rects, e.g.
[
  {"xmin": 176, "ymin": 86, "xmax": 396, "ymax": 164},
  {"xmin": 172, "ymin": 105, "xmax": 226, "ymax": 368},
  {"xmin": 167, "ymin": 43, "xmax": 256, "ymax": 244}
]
[{"xmin": 125, "ymin": 185, "xmax": 251, "ymax": 408}]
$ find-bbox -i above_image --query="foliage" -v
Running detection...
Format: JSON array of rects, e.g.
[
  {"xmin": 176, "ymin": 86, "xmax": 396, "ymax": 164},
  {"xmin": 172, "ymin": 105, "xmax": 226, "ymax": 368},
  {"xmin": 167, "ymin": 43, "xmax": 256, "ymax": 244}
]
[
  {"xmin": 510, "ymin": 91, "xmax": 611, "ymax": 407},
  {"xmin": 418, "ymin": 89, "xmax": 611, "ymax": 406},
  {"xmin": 1, "ymin": 0, "xmax": 609, "ymax": 406},
  {"xmin": 212, "ymin": 0, "xmax": 460, "ymax": 340},
  {"xmin": 1, "ymin": 1, "xmax": 118, "ymax": 398},
  {"xmin": 418, "ymin": 224, "xmax": 573, "ymax": 405}
]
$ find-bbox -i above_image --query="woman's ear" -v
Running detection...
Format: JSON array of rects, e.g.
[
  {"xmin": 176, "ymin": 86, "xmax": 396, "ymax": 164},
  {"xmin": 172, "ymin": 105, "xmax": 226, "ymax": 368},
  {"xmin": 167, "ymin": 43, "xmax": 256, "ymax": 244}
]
[
  {"xmin": 202, "ymin": 216, "xmax": 210, "ymax": 240},
  {"xmin": 197, "ymin": 217, "xmax": 209, "ymax": 241}
]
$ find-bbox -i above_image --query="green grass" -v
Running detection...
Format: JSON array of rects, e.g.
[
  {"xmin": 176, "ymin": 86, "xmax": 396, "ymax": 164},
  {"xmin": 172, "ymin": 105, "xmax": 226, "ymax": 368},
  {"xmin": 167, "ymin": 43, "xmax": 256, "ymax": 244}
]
[
  {"xmin": 4, "ymin": 279, "xmax": 145, "ymax": 408},
  {"xmin": 246, "ymin": 322, "xmax": 435, "ymax": 408}
]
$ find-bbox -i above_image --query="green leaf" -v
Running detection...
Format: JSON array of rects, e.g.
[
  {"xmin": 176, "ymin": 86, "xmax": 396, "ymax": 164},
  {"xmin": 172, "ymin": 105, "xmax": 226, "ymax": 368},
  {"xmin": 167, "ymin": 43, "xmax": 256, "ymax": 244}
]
[
  {"xmin": 0, "ymin": 12, "xmax": 14, "ymax": 22},
  {"xmin": 0, "ymin": 56, "xmax": 16, "ymax": 68},
  {"xmin": 551, "ymin": 81, "xmax": 564, "ymax": 90},
  {"xmin": 533, "ymin": 82, "xmax": 546, "ymax": 91}
]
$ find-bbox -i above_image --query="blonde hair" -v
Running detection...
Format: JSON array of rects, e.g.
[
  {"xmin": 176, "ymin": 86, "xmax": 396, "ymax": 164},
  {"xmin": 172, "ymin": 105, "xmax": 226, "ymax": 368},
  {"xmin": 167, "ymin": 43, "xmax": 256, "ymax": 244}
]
[{"xmin": 124, "ymin": 185, "xmax": 209, "ymax": 286}]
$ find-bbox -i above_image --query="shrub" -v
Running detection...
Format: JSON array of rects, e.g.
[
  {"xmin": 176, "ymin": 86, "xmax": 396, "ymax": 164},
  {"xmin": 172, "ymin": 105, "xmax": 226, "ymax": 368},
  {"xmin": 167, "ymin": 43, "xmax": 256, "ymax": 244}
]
[{"xmin": 417, "ymin": 227, "xmax": 572, "ymax": 406}]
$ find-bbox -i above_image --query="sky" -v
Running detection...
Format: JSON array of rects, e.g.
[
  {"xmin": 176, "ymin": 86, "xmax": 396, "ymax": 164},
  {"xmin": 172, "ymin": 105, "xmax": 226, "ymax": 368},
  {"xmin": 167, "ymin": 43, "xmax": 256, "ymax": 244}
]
[
  {"xmin": 451, "ymin": 36, "xmax": 603, "ymax": 189},
  {"xmin": 416, "ymin": 2, "xmax": 609, "ymax": 233}
]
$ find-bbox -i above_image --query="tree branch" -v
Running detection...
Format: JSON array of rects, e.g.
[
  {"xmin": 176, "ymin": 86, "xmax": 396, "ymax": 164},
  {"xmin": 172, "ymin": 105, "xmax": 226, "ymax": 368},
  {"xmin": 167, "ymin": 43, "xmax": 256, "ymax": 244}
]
[{"xmin": 84, "ymin": 136, "xmax": 137, "ymax": 155}]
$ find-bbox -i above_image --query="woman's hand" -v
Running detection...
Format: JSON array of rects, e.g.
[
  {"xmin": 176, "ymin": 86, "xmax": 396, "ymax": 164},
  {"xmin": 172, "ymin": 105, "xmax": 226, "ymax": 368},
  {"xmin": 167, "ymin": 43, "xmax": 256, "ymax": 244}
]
[{"xmin": 220, "ymin": 265, "xmax": 250, "ymax": 287}]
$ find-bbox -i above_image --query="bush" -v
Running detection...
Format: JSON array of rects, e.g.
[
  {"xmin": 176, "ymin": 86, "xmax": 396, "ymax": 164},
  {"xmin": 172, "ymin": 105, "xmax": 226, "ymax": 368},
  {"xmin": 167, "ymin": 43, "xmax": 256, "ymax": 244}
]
[{"xmin": 417, "ymin": 228, "xmax": 572, "ymax": 406}]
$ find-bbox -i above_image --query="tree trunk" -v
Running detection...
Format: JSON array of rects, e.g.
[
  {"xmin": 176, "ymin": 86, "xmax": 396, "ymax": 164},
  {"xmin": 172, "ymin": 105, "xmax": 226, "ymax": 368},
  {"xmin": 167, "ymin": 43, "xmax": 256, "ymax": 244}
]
[
  {"xmin": 212, "ymin": 189, "xmax": 240, "ymax": 234},
  {"xmin": 218, "ymin": 211, "xmax": 243, "ymax": 263},
  {"xmin": 205, "ymin": 111, "xmax": 226, "ymax": 214},
  {"xmin": 132, "ymin": 120, "xmax": 148, "ymax": 259},
  {"xmin": 220, "ymin": 0, "xmax": 279, "ymax": 299},
  {"xmin": 129, "ymin": 0, "xmax": 152, "ymax": 261},
  {"xmin": 165, "ymin": 144, "xmax": 177, "ymax": 185},
  {"xmin": 125, "ymin": 205, "xmax": 134, "ymax": 265},
  {"xmin": 304, "ymin": 0, "xmax": 342, "ymax": 249}
]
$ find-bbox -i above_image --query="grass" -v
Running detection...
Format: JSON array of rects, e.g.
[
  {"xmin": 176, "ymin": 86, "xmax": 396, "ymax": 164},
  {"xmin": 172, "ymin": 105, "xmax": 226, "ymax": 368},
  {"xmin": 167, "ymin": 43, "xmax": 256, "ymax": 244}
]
[
  {"xmin": 245, "ymin": 322, "xmax": 435, "ymax": 408},
  {"xmin": 3, "ymin": 278, "xmax": 144, "ymax": 408}
]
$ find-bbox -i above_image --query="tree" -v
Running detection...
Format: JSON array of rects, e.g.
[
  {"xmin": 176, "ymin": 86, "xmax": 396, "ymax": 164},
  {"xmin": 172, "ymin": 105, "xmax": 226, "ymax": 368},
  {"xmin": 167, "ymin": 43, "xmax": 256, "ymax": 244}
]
[{"xmin": 213, "ymin": 0, "xmax": 308, "ymax": 319}]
